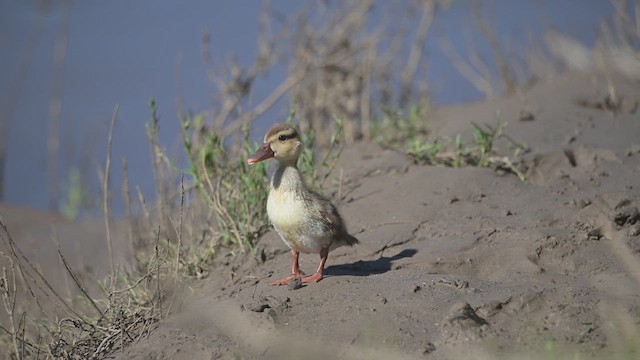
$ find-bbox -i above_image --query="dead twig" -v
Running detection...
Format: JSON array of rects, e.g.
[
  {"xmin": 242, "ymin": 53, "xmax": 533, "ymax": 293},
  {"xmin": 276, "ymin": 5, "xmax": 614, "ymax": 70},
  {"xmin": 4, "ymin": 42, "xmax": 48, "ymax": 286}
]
[
  {"xmin": 154, "ymin": 227, "xmax": 162, "ymax": 319},
  {"xmin": 176, "ymin": 172, "xmax": 184, "ymax": 276},
  {"xmin": 0, "ymin": 219, "xmax": 84, "ymax": 321},
  {"xmin": 103, "ymin": 104, "xmax": 119, "ymax": 277},
  {"xmin": 400, "ymin": 0, "xmax": 436, "ymax": 106},
  {"xmin": 122, "ymin": 158, "xmax": 135, "ymax": 254},
  {"xmin": 55, "ymin": 247, "xmax": 103, "ymax": 318}
]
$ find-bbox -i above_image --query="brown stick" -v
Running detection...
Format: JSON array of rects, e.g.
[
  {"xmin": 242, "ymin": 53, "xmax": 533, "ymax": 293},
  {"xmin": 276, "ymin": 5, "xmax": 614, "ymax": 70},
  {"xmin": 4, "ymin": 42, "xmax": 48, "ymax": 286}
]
[
  {"xmin": 154, "ymin": 226, "xmax": 162, "ymax": 319},
  {"xmin": 55, "ymin": 247, "xmax": 103, "ymax": 317},
  {"xmin": 176, "ymin": 172, "xmax": 184, "ymax": 276},
  {"xmin": 471, "ymin": 0, "xmax": 515, "ymax": 96},
  {"xmin": 400, "ymin": 0, "xmax": 436, "ymax": 106},
  {"xmin": 222, "ymin": 67, "xmax": 308, "ymax": 137},
  {"xmin": 122, "ymin": 158, "xmax": 135, "ymax": 254},
  {"xmin": 103, "ymin": 105, "xmax": 119, "ymax": 276}
]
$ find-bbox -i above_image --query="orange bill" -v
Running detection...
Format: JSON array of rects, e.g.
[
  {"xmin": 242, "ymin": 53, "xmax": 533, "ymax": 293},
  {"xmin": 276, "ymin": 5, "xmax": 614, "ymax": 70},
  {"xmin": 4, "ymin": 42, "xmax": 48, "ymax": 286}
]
[{"xmin": 247, "ymin": 143, "xmax": 274, "ymax": 165}]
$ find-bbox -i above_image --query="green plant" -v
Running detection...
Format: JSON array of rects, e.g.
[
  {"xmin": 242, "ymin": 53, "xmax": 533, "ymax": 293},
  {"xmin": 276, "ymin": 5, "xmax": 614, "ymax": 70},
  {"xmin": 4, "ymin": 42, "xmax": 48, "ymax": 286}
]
[
  {"xmin": 373, "ymin": 106, "xmax": 428, "ymax": 148},
  {"xmin": 403, "ymin": 117, "xmax": 526, "ymax": 181},
  {"xmin": 453, "ymin": 134, "xmax": 470, "ymax": 168},
  {"xmin": 60, "ymin": 167, "xmax": 86, "ymax": 220},
  {"xmin": 471, "ymin": 120, "xmax": 503, "ymax": 167},
  {"xmin": 180, "ymin": 113, "xmax": 270, "ymax": 256},
  {"xmin": 407, "ymin": 137, "xmax": 442, "ymax": 165}
]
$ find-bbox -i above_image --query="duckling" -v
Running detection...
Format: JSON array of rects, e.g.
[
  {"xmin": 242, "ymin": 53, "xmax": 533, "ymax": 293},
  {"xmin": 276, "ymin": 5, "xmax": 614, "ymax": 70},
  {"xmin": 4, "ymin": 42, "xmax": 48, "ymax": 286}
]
[{"xmin": 248, "ymin": 123, "xmax": 359, "ymax": 285}]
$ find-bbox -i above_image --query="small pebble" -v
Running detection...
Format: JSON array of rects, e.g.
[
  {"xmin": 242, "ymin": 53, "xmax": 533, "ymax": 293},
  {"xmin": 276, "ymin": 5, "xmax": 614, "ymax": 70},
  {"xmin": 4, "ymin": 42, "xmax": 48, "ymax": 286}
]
[
  {"xmin": 288, "ymin": 277, "xmax": 303, "ymax": 290},
  {"xmin": 423, "ymin": 342, "xmax": 436, "ymax": 355}
]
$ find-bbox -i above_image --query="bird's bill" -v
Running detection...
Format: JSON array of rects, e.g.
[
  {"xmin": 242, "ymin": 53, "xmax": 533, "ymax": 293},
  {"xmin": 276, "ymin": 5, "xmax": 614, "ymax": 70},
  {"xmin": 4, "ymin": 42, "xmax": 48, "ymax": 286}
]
[{"xmin": 247, "ymin": 143, "xmax": 274, "ymax": 165}]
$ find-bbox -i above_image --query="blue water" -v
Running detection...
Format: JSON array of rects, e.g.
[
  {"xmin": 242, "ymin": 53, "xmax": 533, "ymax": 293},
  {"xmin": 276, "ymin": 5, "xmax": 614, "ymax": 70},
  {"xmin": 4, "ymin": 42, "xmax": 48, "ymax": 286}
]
[{"xmin": 0, "ymin": 0, "xmax": 614, "ymax": 215}]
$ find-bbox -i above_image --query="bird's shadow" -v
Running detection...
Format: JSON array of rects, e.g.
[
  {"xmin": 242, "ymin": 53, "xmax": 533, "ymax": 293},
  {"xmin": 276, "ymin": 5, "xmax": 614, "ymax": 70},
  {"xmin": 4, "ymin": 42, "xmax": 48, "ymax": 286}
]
[{"xmin": 325, "ymin": 248, "xmax": 417, "ymax": 277}]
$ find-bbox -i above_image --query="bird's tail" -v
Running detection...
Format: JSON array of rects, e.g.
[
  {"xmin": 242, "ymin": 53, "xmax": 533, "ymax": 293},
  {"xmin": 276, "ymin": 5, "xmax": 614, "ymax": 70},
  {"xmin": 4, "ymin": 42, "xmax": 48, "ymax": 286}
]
[
  {"xmin": 330, "ymin": 232, "xmax": 360, "ymax": 251},
  {"xmin": 343, "ymin": 233, "xmax": 360, "ymax": 246}
]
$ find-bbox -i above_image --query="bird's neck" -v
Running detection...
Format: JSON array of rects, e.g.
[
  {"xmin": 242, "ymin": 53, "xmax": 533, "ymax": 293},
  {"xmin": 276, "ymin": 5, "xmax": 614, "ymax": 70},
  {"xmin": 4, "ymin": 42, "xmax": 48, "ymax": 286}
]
[{"xmin": 271, "ymin": 161, "xmax": 303, "ymax": 193}]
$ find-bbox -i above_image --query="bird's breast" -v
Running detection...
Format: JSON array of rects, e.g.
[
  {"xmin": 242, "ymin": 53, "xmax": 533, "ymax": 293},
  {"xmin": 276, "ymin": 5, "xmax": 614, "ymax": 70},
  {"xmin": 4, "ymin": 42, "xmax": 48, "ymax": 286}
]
[
  {"xmin": 267, "ymin": 189, "xmax": 306, "ymax": 229},
  {"xmin": 266, "ymin": 189, "xmax": 326, "ymax": 254}
]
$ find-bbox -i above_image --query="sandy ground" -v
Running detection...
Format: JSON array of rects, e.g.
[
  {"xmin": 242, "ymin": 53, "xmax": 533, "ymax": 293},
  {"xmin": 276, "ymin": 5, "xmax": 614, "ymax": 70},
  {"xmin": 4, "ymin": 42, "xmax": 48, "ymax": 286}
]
[
  {"xmin": 112, "ymin": 72, "xmax": 640, "ymax": 359},
  {"xmin": 3, "ymin": 71, "xmax": 640, "ymax": 359}
]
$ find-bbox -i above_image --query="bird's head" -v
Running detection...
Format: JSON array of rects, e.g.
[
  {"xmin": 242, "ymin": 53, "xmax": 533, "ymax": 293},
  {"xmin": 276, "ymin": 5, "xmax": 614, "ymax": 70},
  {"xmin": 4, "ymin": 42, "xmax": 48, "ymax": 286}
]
[{"xmin": 247, "ymin": 123, "xmax": 302, "ymax": 166}]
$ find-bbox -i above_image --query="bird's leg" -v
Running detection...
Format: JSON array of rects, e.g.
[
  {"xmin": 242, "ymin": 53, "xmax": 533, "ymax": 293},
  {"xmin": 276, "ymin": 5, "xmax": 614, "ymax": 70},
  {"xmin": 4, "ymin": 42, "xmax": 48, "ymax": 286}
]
[
  {"xmin": 290, "ymin": 249, "xmax": 306, "ymax": 276},
  {"xmin": 301, "ymin": 247, "xmax": 329, "ymax": 283},
  {"xmin": 269, "ymin": 250, "xmax": 305, "ymax": 286}
]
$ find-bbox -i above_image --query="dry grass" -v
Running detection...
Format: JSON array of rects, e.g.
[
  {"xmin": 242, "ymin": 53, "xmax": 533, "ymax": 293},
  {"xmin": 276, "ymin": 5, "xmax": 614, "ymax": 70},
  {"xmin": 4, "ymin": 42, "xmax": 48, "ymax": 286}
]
[
  {"xmin": 0, "ymin": 105, "xmax": 172, "ymax": 358},
  {"xmin": 198, "ymin": 0, "xmax": 442, "ymax": 146}
]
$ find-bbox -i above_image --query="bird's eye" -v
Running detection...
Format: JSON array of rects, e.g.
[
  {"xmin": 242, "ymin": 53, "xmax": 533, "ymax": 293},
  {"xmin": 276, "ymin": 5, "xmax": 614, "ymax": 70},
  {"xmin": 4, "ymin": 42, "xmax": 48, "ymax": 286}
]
[{"xmin": 278, "ymin": 134, "xmax": 287, "ymax": 141}]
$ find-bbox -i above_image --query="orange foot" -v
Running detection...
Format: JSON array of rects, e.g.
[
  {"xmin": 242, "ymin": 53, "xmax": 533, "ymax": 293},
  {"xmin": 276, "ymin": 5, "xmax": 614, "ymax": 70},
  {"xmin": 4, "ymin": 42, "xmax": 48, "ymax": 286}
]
[
  {"xmin": 269, "ymin": 270, "xmax": 305, "ymax": 286},
  {"xmin": 300, "ymin": 271, "xmax": 323, "ymax": 283}
]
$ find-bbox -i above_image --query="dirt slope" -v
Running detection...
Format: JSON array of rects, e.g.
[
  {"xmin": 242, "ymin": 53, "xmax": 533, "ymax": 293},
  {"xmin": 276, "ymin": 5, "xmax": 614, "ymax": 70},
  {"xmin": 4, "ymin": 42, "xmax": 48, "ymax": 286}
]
[{"xmin": 116, "ymin": 72, "xmax": 640, "ymax": 359}]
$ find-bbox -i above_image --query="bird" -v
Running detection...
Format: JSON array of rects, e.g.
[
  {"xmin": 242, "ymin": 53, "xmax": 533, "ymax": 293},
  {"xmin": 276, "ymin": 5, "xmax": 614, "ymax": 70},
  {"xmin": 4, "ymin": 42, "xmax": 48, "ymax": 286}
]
[{"xmin": 247, "ymin": 123, "xmax": 359, "ymax": 285}]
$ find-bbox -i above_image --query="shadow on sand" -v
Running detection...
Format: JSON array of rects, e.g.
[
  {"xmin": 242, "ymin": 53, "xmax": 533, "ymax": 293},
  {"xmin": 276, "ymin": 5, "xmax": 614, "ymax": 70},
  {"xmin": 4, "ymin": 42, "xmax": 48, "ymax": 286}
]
[{"xmin": 325, "ymin": 248, "xmax": 417, "ymax": 278}]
